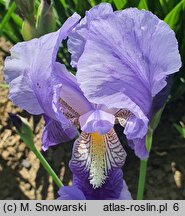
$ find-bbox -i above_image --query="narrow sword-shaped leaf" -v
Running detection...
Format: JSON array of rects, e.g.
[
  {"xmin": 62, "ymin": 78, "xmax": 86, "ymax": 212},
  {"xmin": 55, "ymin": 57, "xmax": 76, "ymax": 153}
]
[
  {"xmin": 164, "ymin": 0, "xmax": 185, "ymax": 30},
  {"xmin": 113, "ymin": 0, "xmax": 127, "ymax": 9}
]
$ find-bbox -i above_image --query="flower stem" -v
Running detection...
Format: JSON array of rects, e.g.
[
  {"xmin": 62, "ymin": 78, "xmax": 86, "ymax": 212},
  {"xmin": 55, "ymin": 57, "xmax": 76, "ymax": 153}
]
[
  {"xmin": 0, "ymin": 83, "xmax": 9, "ymax": 89},
  {"xmin": 137, "ymin": 159, "xmax": 148, "ymax": 200},
  {"xmin": 9, "ymin": 113, "xmax": 63, "ymax": 188},
  {"xmin": 32, "ymin": 147, "xmax": 63, "ymax": 188},
  {"xmin": 137, "ymin": 126, "xmax": 153, "ymax": 200}
]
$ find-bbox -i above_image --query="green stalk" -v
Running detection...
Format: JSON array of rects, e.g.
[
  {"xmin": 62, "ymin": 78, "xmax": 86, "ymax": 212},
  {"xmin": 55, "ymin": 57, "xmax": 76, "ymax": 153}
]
[
  {"xmin": 0, "ymin": 83, "xmax": 9, "ymax": 89},
  {"xmin": 32, "ymin": 147, "xmax": 63, "ymax": 188},
  {"xmin": 26, "ymin": 138, "xmax": 63, "ymax": 188},
  {"xmin": 11, "ymin": 13, "xmax": 23, "ymax": 28},
  {"xmin": 137, "ymin": 105, "xmax": 165, "ymax": 200},
  {"xmin": 137, "ymin": 128, "xmax": 153, "ymax": 200},
  {"xmin": 0, "ymin": 2, "xmax": 16, "ymax": 34},
  {"xmin": 9, "ymin": 113, "xmax": 63, "ymax": 188},
  {"xmin": 137, "ymin": 159, "xmax": 148, "ymax": 200}
]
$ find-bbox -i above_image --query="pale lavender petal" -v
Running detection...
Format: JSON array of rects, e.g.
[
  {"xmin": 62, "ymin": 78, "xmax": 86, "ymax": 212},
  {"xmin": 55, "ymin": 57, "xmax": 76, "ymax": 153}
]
[
  {"xmin": 42, "ymin": 116, "xmax": 77, "ymax": 151},
  {"xmin": 57, "ymin": 186, "xmax": 86, "ymax": 200},
  {"xmin": 79, "ymin": 109, "xmax": 115, "ymax": 134},
  {"xmin": 152, "ymin": 76, "xmax": 173, "ymax": 114},
  {"xmin": 52, "ymin": 63, "xmax": 93, "ymax": 122},
  {"xmin": 119, "ymin": 8, "xmax": 181, "ymax": 97},
  {"xmin": 4, "ymin": 13, "xmax": 81, "ymax": 118},
  {"xmin": 4, "ymin": 13, "xmax": 81, "ymax": 151},
  {"xmin": 127, "ymin": 138, "xmax": 148, "ymax": 159},
  {"xmin": 77, "ymin": 9, "xmax": 181, "ymax": 159},
  {"xmin": 67, "ymin": 3, "xmax": 113, "ymax": 67},
  {"xmin": 29, "ymin": 13, "xmax": 81, "ymax": 118},
  {"xmin": 118, "ymin": 180, "xmax": 132, "ymax": 200},
  {"xmin": 4, "ymin": 41, "xmax": 34, "ymax": 84},
  {"xmin": 124, "ymin": 115, "xmax": 148, "ymax": 139},
  {"xmin": 8, "ymin": 74, "xmax": 43, "ymax": 114},
  {"xmin": 4, "ymin": 40, "xmax": 44, "ymax": 115}
]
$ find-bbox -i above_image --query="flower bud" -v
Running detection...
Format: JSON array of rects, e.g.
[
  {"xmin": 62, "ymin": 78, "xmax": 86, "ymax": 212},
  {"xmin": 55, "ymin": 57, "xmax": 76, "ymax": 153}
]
[
  {"xmin": 21, "ymin": 20, "xmax": 39, "ymax": 40},
  {"xmin": 8, "ymin": 113, "xmax": 35, "ymax": 151},
  {"xmin": 3, "ymin": 0, "xmax": 13, "ymax": 9},
  {"xmin": 14, "ymin": 0, "xmax": 35, "ymax": 24},
  {"xmin": 36, "ymin": 0, "xmax": 56, "ymax": 35}
]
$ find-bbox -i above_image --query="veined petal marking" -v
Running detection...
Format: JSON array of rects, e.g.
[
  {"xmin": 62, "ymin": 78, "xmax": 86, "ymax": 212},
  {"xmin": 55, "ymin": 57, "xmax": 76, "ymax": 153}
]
[
  {"xmin": 104, "ymin": 128, "xmax": 127, "ymax": 169},
  {"xmin": 59, "ymin": 98, "xmax": 80, "ymax": 125},
  {"xmin": 70, "ymin": 128, "xmax": 126, "ymax": 189},
  {"xmin": 70, "ymin": 132, "xmax": 91, "ymax": 173},
  {"xmin": 115, "ymin": 109, "xmax": 132, "ymax": 127}
]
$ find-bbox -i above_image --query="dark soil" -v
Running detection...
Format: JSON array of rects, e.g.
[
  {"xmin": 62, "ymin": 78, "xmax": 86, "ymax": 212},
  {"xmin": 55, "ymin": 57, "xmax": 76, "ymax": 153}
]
[{"xmin": 0, "ymin": 37, "xmax": 185, "ymax": 200}]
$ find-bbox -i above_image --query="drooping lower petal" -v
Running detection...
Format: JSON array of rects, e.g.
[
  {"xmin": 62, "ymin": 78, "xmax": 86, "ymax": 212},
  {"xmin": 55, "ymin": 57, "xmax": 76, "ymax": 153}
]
[
  {"xmin": 57, "ymin": 186, "xmax": 86, "ymax": 200},
  {"xmin": 127, "ymin": 138, "xmax": 148, "ymax": 159},
  {"xmin": 118, "ymin": 180, "xmax": 132, "ymax": 200},
  {"xmin": 115, "ymin": 109, "xmax": 132, "ymax": 126},
  {"xmin": 57, "ymin": 169, "xmax": 132, "ymax": 200},
  {"xmin": 70, "ymin": 129, "xmax": 126, "ymax": 188},
  {"xmin": 42, "ymin": 116, "xmax": 77, "ymax": 151}
]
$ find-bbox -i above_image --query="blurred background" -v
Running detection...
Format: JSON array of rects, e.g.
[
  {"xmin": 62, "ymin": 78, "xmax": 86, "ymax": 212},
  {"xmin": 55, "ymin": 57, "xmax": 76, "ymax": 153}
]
[{"xmin": 0, "ymin": 0, "xmax": 185, "ymax": 200}]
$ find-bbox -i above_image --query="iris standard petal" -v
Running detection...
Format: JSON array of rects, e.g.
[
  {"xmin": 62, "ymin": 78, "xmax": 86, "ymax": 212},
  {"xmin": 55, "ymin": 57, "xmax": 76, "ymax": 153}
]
[
  {"xmin": 119, "ymin": 8, "xmax": 181, "ymax": 97},
  {"xmin": 4, "ymin": 13, "xmax": 81, "ymax": 149},
  {"xmin": 52, "ymin": 63, "xmax": 93, "ymax": 118},
  {"xmin": 4, "ymin": 39, "xmax": 44, "ymax": 115},
  {"xmin": 4, "ymin": 13, "xmax": 81, "ymax": 118},
  {"xmin": 152, "ymin": 76, "xmax": 173, "ymax": 114},
  {"xmin": 76, "ymin": 8, "xmax": 181, "ymax": 158},
  {"xmin": 8, "ymin": 74, "xmax": 43, "ymax": 115},
  {"xmin": 4, "ymin": 40, "xmax": 36, "ymax": 84},
  {"xmin": 67, "ymin": 3, "xmax": 113, "ymax": 67}
]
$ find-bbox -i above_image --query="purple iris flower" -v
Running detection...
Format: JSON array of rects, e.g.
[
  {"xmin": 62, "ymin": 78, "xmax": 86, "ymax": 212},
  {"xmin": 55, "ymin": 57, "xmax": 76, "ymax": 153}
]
[
  {"xmin": 67, "ymin": 3, "xmax": 181, "ymax": 159},
  {"xmin": 4, "ymin": 3, "xmax": 181, "ymax": 199}
]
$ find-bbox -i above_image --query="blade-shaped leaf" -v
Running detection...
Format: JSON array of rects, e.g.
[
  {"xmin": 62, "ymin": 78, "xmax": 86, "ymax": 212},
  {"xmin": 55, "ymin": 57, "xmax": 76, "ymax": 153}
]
[
  {"xmin": 0, "ymin": 1, "xmax": 16, "ymax": 35},
  {"xmin": 138, "ymin": 0, "xmax": 149, "ymax": 10},
  {"xmin": 174, "ymin": 123, "xmax": 185, "ymax": 138},
  {"xmin": 159, "ymin": 0, "xmax": 169, "ymax": 14},
  {"xmin": 164, "ymin": 0, "xmax": 185, "ymax": 30},
  {"xmin": 113, "ymin": 0, "xmax": 126, "ymax": 9}
]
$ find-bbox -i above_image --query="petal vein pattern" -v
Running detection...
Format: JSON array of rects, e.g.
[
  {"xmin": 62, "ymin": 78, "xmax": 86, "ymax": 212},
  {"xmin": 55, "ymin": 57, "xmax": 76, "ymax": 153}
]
[{"xmin": 70, "ymin": 129, "xmax": 126, "ymax": 188}]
